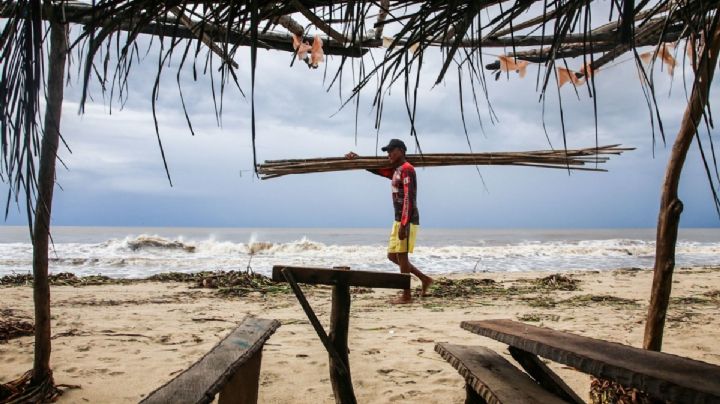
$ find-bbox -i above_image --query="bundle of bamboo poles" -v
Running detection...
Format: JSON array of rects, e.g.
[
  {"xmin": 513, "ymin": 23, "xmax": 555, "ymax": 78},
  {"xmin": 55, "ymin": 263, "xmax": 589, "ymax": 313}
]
[{"xmin": 256, "ymin": 145, "xmax": 633, "ymax": 179}]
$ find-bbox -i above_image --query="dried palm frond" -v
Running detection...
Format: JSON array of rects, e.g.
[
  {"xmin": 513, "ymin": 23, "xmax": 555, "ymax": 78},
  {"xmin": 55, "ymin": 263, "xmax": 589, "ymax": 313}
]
[{"xmin": 1, "ymin": 1, "xmax": 719, "ymax": 210}]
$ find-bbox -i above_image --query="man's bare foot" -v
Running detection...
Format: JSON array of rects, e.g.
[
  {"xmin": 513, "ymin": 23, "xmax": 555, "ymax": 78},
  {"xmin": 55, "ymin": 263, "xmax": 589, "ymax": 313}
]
[
  {"xmin": 420, "ymin": 277, "xmax": 434, "ymax": 297},
  {"xmin": 389, "ymin": 296, "xmax": 413, "ymax": 304}
]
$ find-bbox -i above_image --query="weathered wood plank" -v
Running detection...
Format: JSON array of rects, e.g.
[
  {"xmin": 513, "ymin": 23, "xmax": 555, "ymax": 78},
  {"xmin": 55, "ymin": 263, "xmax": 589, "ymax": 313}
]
[
  {"xmin": 272, "ymin": 265, "xmax": 410, "ymax": 289},
  {"xmin": 508, "ymin": 346, "xmax": 584, "ymax": 404},
  {"xmin": 434, "ymin": 343, "xmax": 568, "ymax": 404},
  {"xmin": 141, "ymin": 317, "xmax": 280, "ymax": 404},
  {"xmin": 462, "ymin": 319, "xmax": 720, "ymax": 403}
]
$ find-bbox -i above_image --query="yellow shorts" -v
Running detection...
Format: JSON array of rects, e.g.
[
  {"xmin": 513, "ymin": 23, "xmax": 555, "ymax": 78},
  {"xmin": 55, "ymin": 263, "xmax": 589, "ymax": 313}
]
[{"xmin": 387, "ymin": 221, "xmax": 418, "ymax": 254}]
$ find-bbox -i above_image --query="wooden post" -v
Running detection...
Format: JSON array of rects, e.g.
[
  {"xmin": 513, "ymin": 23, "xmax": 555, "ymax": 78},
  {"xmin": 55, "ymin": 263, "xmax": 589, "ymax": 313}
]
[
  {"xmin": 643, "ymin": 21, "xmax": 720, "ymax": 352},
  {"xmin": 218, "ymin": 350, "xmax": 262, "ymax": 404},
  {"xmin": 508, "ymin": 346, "xmax": 584, "ymax": 404},
  {"xmin": 31, "ymin": 16, "xmax": 67, "ymax": 385},
  {"xmin": 328, "ymin": 280, "xmax": 356, "ymax": 404}
]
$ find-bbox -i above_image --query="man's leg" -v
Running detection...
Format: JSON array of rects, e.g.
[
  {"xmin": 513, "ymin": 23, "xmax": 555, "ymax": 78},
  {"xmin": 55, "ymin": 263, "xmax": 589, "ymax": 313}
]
[
  {"xmin": 398, "ymin": 253, "xmax": 433, "ymax": 297},
  {"xmin": 387, "ymin": 252, "xmax": 399, "ymax": 265},
  {"xmin": 394, "ymin": 252, "xmax": 413, "ymax": 302}
]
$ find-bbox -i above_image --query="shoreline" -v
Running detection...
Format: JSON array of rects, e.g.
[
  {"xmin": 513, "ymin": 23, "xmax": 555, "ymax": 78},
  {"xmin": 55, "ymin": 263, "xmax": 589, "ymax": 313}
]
[{"xmin": 1, "ymin": 266, "xmax": 719, "ymax": 403}]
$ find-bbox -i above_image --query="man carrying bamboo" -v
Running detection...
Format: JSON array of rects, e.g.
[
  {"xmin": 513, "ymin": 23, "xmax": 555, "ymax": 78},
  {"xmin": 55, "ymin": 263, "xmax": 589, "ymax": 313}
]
[{"xmin": 346, "ymin": 139, "xmax": 433, "ymax": 304}]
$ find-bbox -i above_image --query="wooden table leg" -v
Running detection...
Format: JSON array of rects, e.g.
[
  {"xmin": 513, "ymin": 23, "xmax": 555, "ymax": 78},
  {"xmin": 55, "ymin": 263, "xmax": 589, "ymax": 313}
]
[
  {"xmin": 328, "ymin": 281, "xmax": 357, "ymax": 404},
  {"xmin": 508, "ymin": 346, "xmax": 584, "ymax": 404}
]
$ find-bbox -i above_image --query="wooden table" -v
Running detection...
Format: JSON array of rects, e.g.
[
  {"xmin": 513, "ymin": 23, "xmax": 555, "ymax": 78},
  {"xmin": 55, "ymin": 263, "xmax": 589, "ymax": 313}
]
[
  {"xmin": 461, "ymin": 319, "xmax": 720, "ymax": 403},
  {"xmin": 272, "ymin": 265, "xmax": 410, "ymax": 404}
]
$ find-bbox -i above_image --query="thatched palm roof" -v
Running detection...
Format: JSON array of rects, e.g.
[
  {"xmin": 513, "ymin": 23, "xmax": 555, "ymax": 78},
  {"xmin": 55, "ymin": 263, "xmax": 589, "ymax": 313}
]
[
  {"xmin": 0, "ymin": 3, "xmax": 718, "ymax": 399},
  {"xmin": 2, "ymin": 1, "xmax": 718, "ymax": 190}
]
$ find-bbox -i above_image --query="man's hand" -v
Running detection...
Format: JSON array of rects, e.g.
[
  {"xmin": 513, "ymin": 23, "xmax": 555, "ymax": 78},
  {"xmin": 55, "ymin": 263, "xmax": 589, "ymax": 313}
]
[
  {"xmin": 398, "ymin": 224, "xmax": 409, "ymax": 240},
  {"xmin": 345, "ymin": 151, "xmax": 359, "ymax": 159}
]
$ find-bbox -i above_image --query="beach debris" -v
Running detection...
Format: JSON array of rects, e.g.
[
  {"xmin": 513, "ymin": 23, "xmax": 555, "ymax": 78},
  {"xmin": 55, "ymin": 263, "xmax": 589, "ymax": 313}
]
[
  {"xmin": 0, "ymin": 309, "xmax": 33, "ymax": 343},
  {"xmin": 192, "ymin": 271, "xmax": 291, "ymax": 297},
  {"xmin": 561, "ymin": 294, "xmax": 638, "ymax": 307},
  {"xmin": 0, "ymin": 273, "xmax": 33, "ymax": 286},
  {"xmin": 517, "ymin": 313, "xmax": 560, "ymax": 322},
  {"xmin": 520, "ymin": 296, "xmax": 558, "ymax": 308},
  {"xmin": 589, "ymin": 377, "xmax": 654, "ymax": 404},
  {"xmin": 533, "ymin": 274, "xmax": 580, "ymax": 291},
  {"xmin": 703, "ymin": 289, "xmax": 720, "ymax": 300},
  {"xmin": 424, "ymin": 277, "xmax": 499, "ymax": 298},
  {"xmin": 0, "ymin": 272, "xmax": 128, "ymax": 287},
  {"xmin": 670, "ymin": 296, "xmax": 710, "ymax": 305}
]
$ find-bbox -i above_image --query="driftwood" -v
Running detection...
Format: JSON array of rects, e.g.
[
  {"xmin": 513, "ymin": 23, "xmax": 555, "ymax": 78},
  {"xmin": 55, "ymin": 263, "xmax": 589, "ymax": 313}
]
[{"xmin": 256, "ymin": 145, "xmax": 632, "ymax": 179}]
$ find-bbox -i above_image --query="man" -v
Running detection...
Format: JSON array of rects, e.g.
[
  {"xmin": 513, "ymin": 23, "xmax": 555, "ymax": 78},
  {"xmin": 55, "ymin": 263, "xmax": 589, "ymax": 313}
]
[{"xmin": 346, "ymin": 139, "xmax": 433, "ymax": 304}]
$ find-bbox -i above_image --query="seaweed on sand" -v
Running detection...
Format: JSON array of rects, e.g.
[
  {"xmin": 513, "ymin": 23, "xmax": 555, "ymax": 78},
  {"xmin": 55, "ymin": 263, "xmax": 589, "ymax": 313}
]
[
  {"xmin": 424, "ymin": 277, "xmax": 499, "ymax": 298},
  {"xmin": 560, "ymin": 294, "xmax": 639, "ymax": 307},
  {"xmin": 0, "ymin": 309, "xmax": 33, "ymax": 343},
  {"xmin": 589, "ymin": 377, "xmax": 654, "ymax": 404},
  {"xmin": 180, "ymin": 271, "xmax": 291, "ymax": 297},
  {"xmin": 531, "ymin": 274, "xmax": 580, "ymax": 291},
  {"xmin": 1, "ymin": 272, "xmax": 129, "ymax": 287}
]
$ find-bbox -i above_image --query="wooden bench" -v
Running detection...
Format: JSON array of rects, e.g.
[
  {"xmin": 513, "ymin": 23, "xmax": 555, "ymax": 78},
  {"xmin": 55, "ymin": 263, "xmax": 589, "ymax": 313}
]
[
  {"xmin": 140, "ymin": 316, "xmax": 280, "ymax": 404},
  {"xmin": 437, "ymin": 319, "xmax": 720, "ymax": 404},
  {"xmin": 435, "ymin": 343, "xmax": 568, "ymax": 404}
]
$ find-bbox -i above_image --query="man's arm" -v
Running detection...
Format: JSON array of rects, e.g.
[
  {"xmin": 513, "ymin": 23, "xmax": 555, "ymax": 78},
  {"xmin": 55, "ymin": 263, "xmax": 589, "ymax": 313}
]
[{"xmin": 345, "ymin": 151, "xmax": 393, "ymax": 178}]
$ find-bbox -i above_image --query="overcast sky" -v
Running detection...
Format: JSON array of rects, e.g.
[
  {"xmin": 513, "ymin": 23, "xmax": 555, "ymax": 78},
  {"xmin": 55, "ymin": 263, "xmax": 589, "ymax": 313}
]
[{"xmin": 2, "ymin": 23, "xmax": 720, "ymax": 229}]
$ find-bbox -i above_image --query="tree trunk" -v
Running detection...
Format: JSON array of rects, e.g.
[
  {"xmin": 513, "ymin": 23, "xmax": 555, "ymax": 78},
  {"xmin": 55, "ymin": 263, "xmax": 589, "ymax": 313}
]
[
  {"xmin": 31, "ymin": 20, "xmax": 67, "ymax": 384},
  {"xmin": 643, "ymin": 22, "xmax": 720, "ymax": 351}
]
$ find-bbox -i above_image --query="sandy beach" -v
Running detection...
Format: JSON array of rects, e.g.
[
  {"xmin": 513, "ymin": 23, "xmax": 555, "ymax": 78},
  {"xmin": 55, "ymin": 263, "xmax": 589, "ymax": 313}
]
[{"xmin": 1, "ymin": 266, "xmax": 719, "ymax": 403}]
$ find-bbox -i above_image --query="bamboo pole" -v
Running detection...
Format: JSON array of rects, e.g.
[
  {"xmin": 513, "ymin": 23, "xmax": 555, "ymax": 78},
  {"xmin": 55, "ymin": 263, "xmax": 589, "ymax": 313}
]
[
  {"xmin": 256, "ymin": 145, "xmax": 633, "ymax": 179},
  {"xmin": 643, "ymin": 20, "xmax": 720, "ymax": 352}
]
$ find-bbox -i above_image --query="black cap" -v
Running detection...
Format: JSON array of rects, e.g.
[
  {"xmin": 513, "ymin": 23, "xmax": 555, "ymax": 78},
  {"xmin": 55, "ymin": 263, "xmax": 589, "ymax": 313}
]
[{"xmin": 381, "ymin": 139, "xmax": 407, "ymax": 152}]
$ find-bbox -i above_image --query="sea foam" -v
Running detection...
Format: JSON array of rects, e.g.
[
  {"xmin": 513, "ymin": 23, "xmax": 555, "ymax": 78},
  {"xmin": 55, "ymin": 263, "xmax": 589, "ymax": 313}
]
[{"xmin": 1, "ymin": 232, "xmax": 718, "ymax": 278}]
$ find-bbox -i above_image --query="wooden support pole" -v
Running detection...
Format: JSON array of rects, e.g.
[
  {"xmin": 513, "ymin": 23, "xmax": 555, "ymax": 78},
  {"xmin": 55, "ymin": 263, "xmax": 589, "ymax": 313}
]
[
  {"xmin": 218, "ymin": 350, "xmax": 262, "ymax": 404},
  {"xmin": 643, "ymin": 20, "xmax": 720, "ymax": 352},
  {"xmin": 465, "ymin": 383, "xmax": 487, "ymax": 404},
  {"xmin": 328, "ymin": 280, "xmax": 356, "ymax": 404},
  {"xmin": 280, "ymin": 268, "xmax": 350, "ymax": 377},
  {"xmin": 508, "ymin": 347, "xmax": 584, "ymax": 404}
]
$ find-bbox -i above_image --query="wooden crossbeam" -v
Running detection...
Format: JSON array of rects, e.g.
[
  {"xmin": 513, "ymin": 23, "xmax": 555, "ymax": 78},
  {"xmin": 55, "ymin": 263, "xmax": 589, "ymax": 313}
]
[
  {"xmin": 272, "ymin": 265, "xmax": 409, "ymax": 289},
  {"xmin": 508, "ymin": 346, "xmax": 584, "ymax": 404},
  {"xmin": 0, "ymin": 1, "xmax": 367, "ymax": 58}
]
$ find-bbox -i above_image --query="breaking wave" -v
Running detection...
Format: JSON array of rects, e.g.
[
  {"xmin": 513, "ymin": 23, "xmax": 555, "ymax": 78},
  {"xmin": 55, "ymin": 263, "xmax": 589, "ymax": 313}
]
[{"xmin": 1, "ymin": 231, "xmax": 718, "ymax": 279}]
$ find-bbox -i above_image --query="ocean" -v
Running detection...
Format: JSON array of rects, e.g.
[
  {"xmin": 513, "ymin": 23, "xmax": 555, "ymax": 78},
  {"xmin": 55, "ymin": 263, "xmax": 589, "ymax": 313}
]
[{"xmin": 0, "ymin": 226, "xmax": 718, "ymax": 278}]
